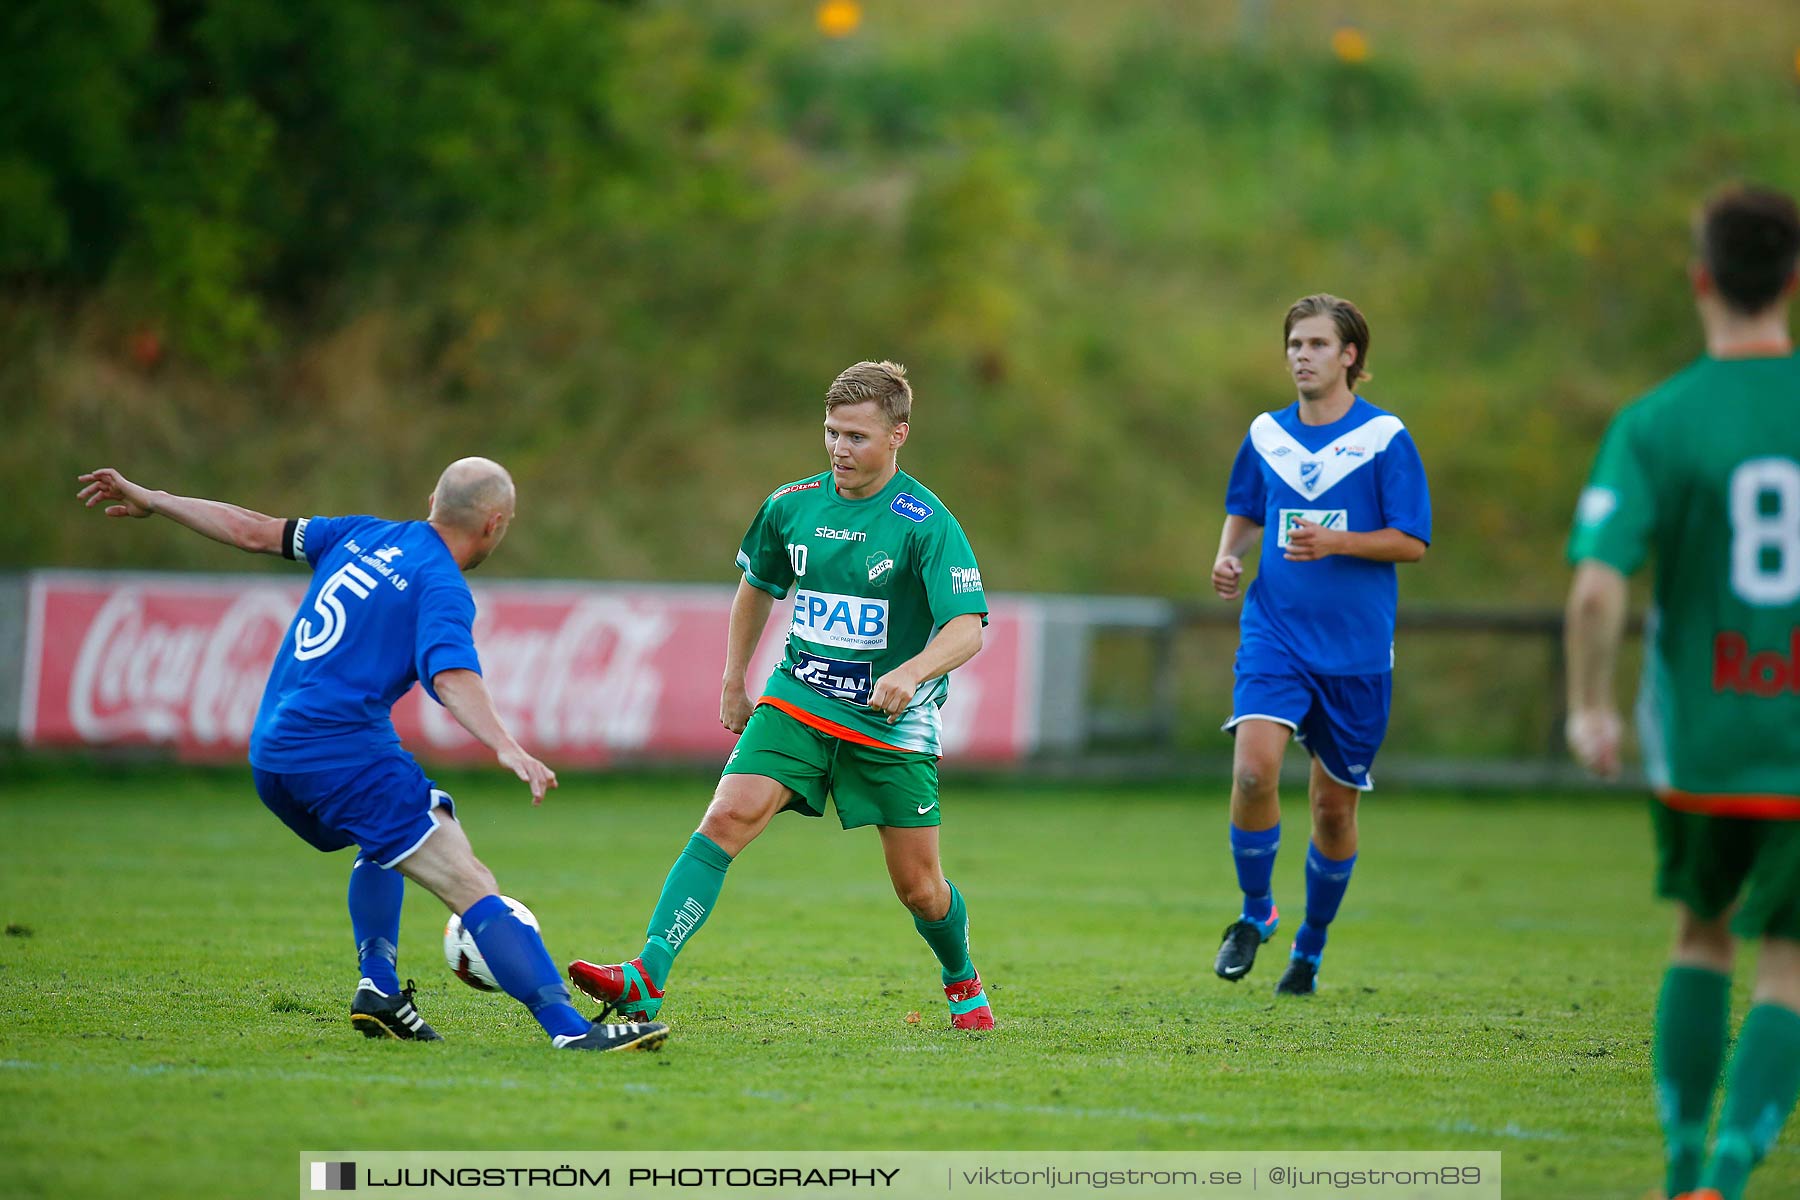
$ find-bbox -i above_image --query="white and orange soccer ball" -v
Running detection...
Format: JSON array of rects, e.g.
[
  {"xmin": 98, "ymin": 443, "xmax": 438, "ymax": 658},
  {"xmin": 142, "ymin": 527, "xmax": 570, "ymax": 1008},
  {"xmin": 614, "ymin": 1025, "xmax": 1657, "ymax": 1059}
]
[{"xmin": 443, "ymin": 896, "xmax": 539, "ymax": 991}]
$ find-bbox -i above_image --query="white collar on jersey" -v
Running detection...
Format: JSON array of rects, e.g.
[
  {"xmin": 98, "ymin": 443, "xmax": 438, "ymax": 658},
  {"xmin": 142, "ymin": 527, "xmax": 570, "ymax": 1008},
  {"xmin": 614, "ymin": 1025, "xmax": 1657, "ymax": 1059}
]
[{"xmin": 1249, "ymin": 411, "xmax": 1406, "ymax": 498}]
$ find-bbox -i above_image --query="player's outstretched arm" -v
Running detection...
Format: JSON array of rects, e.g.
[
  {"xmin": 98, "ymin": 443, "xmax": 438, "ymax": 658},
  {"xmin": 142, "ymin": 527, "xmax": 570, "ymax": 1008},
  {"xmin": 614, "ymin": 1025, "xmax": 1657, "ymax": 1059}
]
[
  {"xmin": 77, "ymin": 468, "xmax": 286, "ymax": 555},
  {"xmin": 1212, "ymin": 514, "xmax": 1262, "ymax": 600},
  {"xmin": 1283, "ymin": 523, "xmax": 1426, "ymax": 564},
  {"xmin": 1563, "ymin": 560, "xmax": 1629, "ymax": 778},
  {"xmin": 721, "ymin": 577, "xmax": 777, "ymax": 734},
  {"xmin": 868, "ymin": 613, "xmax": 984, "ymax": 723},
  {"xmin": 433, "ymin": 668, "xmax": 559, "ymax": 805}
]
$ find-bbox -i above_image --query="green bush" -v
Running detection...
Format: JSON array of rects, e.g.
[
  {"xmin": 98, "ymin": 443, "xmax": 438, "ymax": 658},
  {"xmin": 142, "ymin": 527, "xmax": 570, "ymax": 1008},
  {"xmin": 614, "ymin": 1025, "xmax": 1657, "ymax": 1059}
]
[{"xmin": 4, "ymin": 1, "xmax": 1796, "ymax": 622}]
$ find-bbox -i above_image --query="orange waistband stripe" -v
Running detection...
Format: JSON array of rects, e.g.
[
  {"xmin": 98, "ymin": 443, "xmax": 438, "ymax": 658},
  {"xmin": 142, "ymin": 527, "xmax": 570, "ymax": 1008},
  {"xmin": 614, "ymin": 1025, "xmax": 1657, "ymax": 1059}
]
[
  {"xmin": 1658, "ymin": 788, "xmax": 1800, "ymax": 820},
  {"xmin": 757, "ymin": 696, "xmax": 912, "ymax": 754}
]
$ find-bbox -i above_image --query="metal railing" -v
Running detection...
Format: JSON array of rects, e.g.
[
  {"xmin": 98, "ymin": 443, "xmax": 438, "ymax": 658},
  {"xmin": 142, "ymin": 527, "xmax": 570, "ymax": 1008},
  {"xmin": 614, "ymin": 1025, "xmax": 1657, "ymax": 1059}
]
[{"xmin": 1024, "ymin": 601, "xmax": 1648, "ymax": 789}]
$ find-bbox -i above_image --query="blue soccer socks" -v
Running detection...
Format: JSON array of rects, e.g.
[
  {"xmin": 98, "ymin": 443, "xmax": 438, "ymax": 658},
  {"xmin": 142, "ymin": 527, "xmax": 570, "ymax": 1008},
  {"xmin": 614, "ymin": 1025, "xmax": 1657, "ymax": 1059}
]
[
  {"xmin": 347, "ymin": 856, "xmax": 403, "ymax": 995},
  {"xmin": 639, "ymin": 833, "xmax": 734, "ymax": 990},
  {"xmin": 1230, "ymin": 822, "xmax": 1281, "ymax": 931},
  {"xmin": 462, "ymin": 894, "xmax": 589, "ymax": 1040},
  {"xmin": 1292, "ymin": 842, "xmax": 1357, "ymax": 961}
]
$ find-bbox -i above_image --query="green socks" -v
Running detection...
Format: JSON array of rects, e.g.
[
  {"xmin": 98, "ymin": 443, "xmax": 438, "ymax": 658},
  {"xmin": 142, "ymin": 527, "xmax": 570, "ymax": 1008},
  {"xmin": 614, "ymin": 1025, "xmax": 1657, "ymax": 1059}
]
[
  {"xmin": 1656, "ymin": 965, "xmax": 1731, "ymax": 1196},
  {"xmin": 914, "ymin": 880, "xmax": 974, "ymax": 984},
  {"xmin": 639, "ymin": 832, "xmax": 734, "ymax": 989},
  {"xmin": 1654, "ymin": 960, "xmax": 1800, "ymax": 1200},
  {"xmin": 1702, "ymin": 1003, "xmax": 1800, "ymax": 1200}
]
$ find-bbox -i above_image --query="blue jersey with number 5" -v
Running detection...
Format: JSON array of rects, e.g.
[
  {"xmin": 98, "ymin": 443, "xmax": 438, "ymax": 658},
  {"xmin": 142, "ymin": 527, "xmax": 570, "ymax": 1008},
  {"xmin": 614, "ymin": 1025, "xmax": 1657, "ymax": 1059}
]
[{"xmin": 249, "ymin": 515, "xmax": 483, "ymax": 772}]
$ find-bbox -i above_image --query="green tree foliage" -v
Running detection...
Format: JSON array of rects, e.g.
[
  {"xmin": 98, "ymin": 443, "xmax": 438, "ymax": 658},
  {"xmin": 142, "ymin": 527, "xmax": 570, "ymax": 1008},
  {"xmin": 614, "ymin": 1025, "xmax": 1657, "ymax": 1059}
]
[{"xmin": 1, "ymin": 0, "xmax": 629, "ymax": 363}]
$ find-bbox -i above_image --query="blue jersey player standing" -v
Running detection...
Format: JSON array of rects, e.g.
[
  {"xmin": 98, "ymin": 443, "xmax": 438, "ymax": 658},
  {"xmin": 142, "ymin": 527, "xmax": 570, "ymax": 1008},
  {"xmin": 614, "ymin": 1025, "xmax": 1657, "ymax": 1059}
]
[
  {"xmin": 76, "ymin": 459, "xmax": 667, "ymax": 1052},
  {"xmin": 1209, "ymin": 295, "xmax": 1432, "ymax": 996}
]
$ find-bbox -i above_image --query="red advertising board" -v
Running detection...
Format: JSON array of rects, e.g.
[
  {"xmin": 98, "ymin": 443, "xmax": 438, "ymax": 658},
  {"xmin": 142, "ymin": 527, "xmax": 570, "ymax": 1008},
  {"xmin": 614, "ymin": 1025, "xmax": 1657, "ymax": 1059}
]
[{"xmin": 21, "ymin": 573, "xmax": 1040, "ymax": 766}]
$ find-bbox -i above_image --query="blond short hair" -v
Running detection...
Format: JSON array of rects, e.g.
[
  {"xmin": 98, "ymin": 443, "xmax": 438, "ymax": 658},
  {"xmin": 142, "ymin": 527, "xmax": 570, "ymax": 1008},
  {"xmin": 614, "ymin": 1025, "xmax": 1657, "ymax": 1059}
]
[{"xmin": 825, "ymin": 361, "xmax": 912, "ymax": 426}]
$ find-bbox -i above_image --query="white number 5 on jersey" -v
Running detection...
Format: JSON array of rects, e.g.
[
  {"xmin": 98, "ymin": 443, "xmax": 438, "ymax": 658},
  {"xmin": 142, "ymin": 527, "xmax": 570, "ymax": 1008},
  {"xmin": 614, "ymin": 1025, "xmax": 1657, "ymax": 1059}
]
[{"xmin": 295, "ymin": 562, "xmax": 379, "ymax": 660}]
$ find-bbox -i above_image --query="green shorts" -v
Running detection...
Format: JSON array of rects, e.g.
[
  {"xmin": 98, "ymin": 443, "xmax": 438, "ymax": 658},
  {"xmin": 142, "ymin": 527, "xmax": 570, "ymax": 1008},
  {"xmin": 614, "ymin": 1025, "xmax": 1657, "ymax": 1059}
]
[
  {"xmin": 1652, "ymin": 800, "xmax": 1800, "ymax": 941},
  {"xmin": 722, "ymin": 702, "xmax": 941, "ymax": 830}
]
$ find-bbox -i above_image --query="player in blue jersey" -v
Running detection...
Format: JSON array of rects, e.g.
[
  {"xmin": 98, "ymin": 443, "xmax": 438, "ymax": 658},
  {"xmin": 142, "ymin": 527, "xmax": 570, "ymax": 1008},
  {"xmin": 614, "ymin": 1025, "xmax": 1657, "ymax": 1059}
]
[
  {"xmin": 76, "ymin": 458, "xmax": 667, "ymax": 1052},
  {"xmin": 1208, "ymin": 295, "xmax": 1432, "ymax": 995}
]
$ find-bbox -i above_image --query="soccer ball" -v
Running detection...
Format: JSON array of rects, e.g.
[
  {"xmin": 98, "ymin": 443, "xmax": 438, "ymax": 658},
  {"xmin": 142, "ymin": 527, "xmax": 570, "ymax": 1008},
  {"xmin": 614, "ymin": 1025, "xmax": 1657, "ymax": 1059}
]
[{"xmin": 443, "ymin": 896, "xmax": 540, "ymax": 992}]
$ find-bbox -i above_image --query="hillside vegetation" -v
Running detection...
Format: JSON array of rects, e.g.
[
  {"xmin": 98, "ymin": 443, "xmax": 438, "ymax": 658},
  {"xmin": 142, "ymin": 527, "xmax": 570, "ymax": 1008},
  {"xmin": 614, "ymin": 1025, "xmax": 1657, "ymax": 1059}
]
[{"xmin": 5, "ymin": 1, "xmax": 1796, "ymax": 606}]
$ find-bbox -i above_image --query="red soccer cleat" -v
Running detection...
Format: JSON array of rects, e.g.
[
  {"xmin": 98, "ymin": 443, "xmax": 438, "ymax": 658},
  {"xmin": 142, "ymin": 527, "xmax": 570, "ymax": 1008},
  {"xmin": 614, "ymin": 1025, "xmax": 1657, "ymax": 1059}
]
[
  {"xmin": 945, "ymin": 971, "xmax": 995, "ymax": 1030},
  {"xmin": 567, "ymin": 957, "xmax": 664, "ymax": 1022}
]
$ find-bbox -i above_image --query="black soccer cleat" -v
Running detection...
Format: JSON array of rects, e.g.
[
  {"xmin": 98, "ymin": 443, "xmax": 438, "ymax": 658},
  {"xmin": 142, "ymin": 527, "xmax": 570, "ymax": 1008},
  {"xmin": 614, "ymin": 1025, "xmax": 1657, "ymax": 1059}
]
[
  {"xmin": 552, "ymin": 1021, "xmax": 670, "ymax": 1053},
  {"xmin": 1214, "ymin": 918, "xmax": 1274, "ymax": 981},
  {"xmin": 1274, "ymin": 956, "xmax": 1319, "ymax": 997},
  {"xmin": 351, "ymin": 978, "xmax": 443, "ymax": 1041}
]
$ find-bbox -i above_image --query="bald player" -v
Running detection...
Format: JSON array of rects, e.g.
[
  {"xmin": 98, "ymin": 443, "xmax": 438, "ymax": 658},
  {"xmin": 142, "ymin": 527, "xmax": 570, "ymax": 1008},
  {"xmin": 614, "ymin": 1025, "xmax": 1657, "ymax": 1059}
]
[{"xmin": 77, "ymin": 463, "xmax": 668, "ymax": 1053}]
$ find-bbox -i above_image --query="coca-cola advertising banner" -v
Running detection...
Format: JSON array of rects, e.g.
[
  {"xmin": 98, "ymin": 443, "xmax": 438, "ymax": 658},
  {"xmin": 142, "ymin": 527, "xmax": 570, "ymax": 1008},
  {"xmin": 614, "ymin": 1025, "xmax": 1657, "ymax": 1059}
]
[{"xmin": 20, "ymin": 573, "xmax": 1042, "ymax": 766}]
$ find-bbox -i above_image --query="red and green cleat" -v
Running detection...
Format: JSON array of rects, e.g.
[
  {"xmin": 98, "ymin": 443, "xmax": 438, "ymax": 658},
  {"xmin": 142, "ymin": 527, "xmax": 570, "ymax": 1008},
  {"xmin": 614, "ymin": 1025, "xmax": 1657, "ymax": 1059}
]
[
  {"xmin": 945, "ymin": 971, "xmax": 995, "ymax": 1030},
  {"xmin": 567, "ymin": 957, "xmax": 664, "ymax": 1022}
]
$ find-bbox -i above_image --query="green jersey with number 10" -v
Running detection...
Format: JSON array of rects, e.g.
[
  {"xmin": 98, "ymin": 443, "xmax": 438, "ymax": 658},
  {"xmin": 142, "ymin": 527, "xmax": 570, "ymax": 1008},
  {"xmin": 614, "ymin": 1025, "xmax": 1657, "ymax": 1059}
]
[
  {"xmin": 736, "ymin": 468, "xmax": 988, "ymax": 756},
  {"xmin": 1568, "ymin": 352, "xmax": 1800, "ymax": 815}
]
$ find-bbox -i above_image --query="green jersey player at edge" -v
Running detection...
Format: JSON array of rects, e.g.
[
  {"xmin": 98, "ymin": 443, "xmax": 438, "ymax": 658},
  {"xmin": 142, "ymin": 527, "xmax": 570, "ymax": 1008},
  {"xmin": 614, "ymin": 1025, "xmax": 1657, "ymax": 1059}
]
[
  {"xmin": 569, "ymin": 361, "xmax": 996, "ymax": 1030},
  {"xmin": 1565, "ymin": 184, "xmax": 1800, "ymax": 1200}
]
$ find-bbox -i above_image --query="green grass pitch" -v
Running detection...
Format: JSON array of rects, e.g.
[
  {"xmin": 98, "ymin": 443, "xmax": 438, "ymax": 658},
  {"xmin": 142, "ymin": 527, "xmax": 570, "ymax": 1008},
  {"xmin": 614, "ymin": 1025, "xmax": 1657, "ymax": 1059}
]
[{"xmin": 2, "ymin": 765, "xmax": 1796, "ymax": 1198}]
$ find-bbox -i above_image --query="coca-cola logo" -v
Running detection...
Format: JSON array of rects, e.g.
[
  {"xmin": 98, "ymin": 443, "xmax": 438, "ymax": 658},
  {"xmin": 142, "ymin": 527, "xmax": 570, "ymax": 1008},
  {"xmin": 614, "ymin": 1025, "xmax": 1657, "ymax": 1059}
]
[
  {"xmin": 64, "ymin": 586, "xmax": 294, "ymax": 745},
  {"xmin": 27, "ymin": 576, "xmax": 1039, "ymax": 764},
  {"xmin": 415, "ymin": 597, "xmax": 676, "ymax": 752}
]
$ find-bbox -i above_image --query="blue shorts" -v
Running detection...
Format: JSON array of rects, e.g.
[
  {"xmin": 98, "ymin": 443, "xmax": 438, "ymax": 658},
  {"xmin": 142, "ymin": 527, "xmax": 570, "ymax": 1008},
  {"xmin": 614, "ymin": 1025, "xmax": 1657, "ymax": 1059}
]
[
  {"xmin": 252, "ymin": 752, "xmax": 455, "ymax": 869},
  {"xmin": 1224, "ymin": 664, "xmax": 1391, "ymax": 791}
]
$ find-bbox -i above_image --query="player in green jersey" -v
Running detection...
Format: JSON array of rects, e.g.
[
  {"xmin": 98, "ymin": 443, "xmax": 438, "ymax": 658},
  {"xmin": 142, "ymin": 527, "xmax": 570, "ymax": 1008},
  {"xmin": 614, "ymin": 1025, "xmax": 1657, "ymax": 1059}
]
[
  {"xmin": 1565, "ymin": 184, "xmax": 1800, "ymax": 1200},
  {"xmin": 569, "ymin": 361, "xmax": 996, "ymax": 1029}
]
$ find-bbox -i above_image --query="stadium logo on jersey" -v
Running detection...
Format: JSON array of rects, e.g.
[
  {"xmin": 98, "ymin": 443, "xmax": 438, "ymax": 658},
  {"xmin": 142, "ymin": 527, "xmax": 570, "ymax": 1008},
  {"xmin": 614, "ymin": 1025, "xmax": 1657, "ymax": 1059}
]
[
  {"xmin": 1299, "ymin": 460, "xmax": 1323, "ymax": 493},
  {"xmin": 1277, "ymin": 509, "xmax": 1347, "ymax": 548},
  {"xmin": 950, "ymin": 566, "xmax": 983, "ymax": 594},
  {"xmin": 791, "ymin": 589, "xmax": 889, "ymax": 649},
  {"xmin": 792, "ymin": 651, "xmax": 874, "ymax": 704},
  {"xmin": 373, "ymin": 545, "xmax": 404, "ymax": 564},
  {"xmin": 814, "ymin": 526, "xmax": 867, "ymax": 542},
  {"xmin": 1576, "ymin": 485, "xmax": 1618, "ymax": 528},
  {"xmin": 772, "ymin": 480, "xmax": 824, "ymax": 500},
  {"xmin": 891, "ymin": 493, "xmax": 934, "ymax": 522},
  {"xmin": 867, "ymin": 552, "xmax": 894, "ymax": 585}
]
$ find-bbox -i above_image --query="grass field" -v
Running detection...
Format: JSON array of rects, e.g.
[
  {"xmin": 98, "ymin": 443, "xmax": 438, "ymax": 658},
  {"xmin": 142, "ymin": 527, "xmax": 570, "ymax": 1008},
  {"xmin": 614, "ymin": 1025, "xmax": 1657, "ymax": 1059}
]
[{"xmin": 2, "ymin": 764, "xmax": 1796, "ymax": 1199}]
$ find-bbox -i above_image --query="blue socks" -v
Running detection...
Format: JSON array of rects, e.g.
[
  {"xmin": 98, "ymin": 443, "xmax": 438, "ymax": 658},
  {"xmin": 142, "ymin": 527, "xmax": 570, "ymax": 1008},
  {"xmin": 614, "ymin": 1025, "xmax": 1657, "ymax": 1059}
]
[
  {"xmin": 1229, "ymin": 822, "xmax": 1281, "ymax": 930},
  {"xmin": 462, "ymin": 894, "xmax": 590, "ymax": 1040},
  {"xmin": 1293, "ymin": 843, "xmax": 1357, "ymax": 961},
  {"xmin": 348, "ymin": 857, "xmax": 403, "ymax": 994}
]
